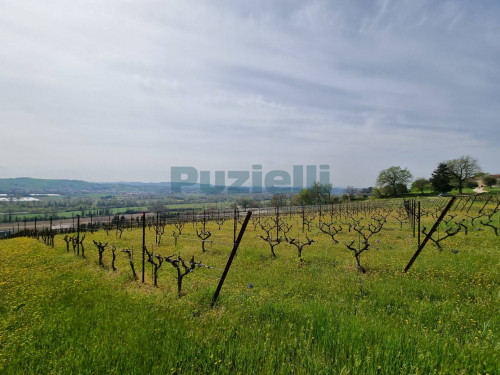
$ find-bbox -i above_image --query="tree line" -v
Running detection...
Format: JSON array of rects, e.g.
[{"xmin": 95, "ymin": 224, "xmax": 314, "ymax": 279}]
[{"xmin": 373, "ymin": 155, "xmax": 496, "ymax": 197}]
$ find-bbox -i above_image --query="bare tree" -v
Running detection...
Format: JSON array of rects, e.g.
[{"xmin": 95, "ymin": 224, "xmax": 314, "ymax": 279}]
[
  {"xmin": 301, "ymin": 208, "xmax": 316, "ymax": 232},
  {"xmin": 154, "ymin": 216, "xmax": 166, "ymax": 245},
  {"xmin": 446, "ymin": 155, "xmax": 481, "ymax": 194},
  {"xmin": 174, "ymin": 222, "xmax": 185, "ymax": 235},
  {"xmin": 391, "ymin": 206, "xmax": 408, "ymax": 229},
  {"xmin": 63, "ymin": 235, "xmax": 72, "ymax": 252},
  {"xmin": 71, "ymin": 237, "xmax": 78, "ymax": 253},
  {"xmin": 215, "ymin": 215, "xmax": 226, "ymax": 230},
  {"xmin": 317, "ymin": 221, "xmax": 343, "ymax": 244},
  {"xmin": 196, "ymin": 214, "xmax": 212, "ymax": 252},
  {"xmin": 111, "ymin": 245, "xmax": 117, "ymax": 271},
  {"xmin": 171, "ymin": 231, "xmax": 180, "ymax": 247},
  {"xmin": 257, "ymin": 216, "xmax": 291, "ymax": 258},
  {"xmin": 145, "ymin": 245, "xmax": 164, "ymax": 287},
  {"xmin": 121, "ymin": 248, "xmax": 137, "ymax": 279},
  {"xmin": 344, "ymin": 186, "xmax": 358, "ymax": 201},
  {"xmin": 79, "ymin": 234, "xmax": 86, "ymax": 258},
  {"xmin": 285, "ymin": 232, "xmax": 315, "ymax": 258},
  {"xmin": 480, "ymin": 213, "xmax": 499, "ymax": 236},
  {"xmin": 422, "ymin": 220, "xmax": 461, "ymax": 251},
  {"xmin": 164, "ymin": 255, "xmax": 213, "ymax": 297},
  {"xmin": 345, "ymin": 215, "xmax": 386, "ymax": 273},
  {"xmin": 93, "ymin": 240, "xmax": 108, "ymax": 266}
]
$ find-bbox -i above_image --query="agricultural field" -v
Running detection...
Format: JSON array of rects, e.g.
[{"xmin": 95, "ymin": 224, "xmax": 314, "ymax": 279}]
[{"xmin": 0, "ymin": 197, "xmax": 499, "ymax": 374}]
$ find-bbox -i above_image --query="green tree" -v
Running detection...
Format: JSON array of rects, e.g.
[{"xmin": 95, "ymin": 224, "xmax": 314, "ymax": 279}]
[
  {"xmin": 294, "ymin": 189, "xmax": 314, "ymax": 205},
  {"xmin": 465, "ymin": 179, "xmax": 478, "ymax": 189},
  {"xmin": 294, "ymin": 182, "xmax": 333, "ymax": 205},
  {"xmin": 270, "ymin": 193, "xmax": 290, "ymax": 207},
  {"xmin": 446, "ymin": 155, "xmax": 481, "ymax": 194},
  {"xmin": 483, "ymin": 175, "xmax": 497, "ymax": 188},
  {"xmin": 411, "ymin": 178, "xmax": 430, "ymax": 194},
  {"xmin": 235, "ymin": 197, "xmax": 256, "ymax": 210},
  {"xmin": 429, "ymin": 162, "xmax": 452, "ymax": 193},
  {"xmin": 311, "ymin": 181, "xmax": 333, "ymax": 204},
  {"xmin": 376, "ymin": 166, "xmax": 413, "ymax": 197}
]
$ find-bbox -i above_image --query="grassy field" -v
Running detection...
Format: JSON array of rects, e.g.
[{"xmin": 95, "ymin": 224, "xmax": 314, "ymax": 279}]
[{"xmin": 0, "ymin": 202, "xmax": 498, "ymax": 374}]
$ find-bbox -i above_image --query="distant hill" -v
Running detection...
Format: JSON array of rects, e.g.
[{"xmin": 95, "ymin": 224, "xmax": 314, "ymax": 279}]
[
  {"xmin": 0, "ymin": 178, "xmax": 346, "ymax": 195},
  {"xmin": 0, "ymin": 178, "xmax": 107, "ymax": 193},
  {"xmin": 0, "ymin": 178, "xmax": 157, "ymax": 194}
]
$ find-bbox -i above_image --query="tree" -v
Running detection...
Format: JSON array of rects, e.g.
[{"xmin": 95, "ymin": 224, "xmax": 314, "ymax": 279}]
[
  {"xmin": 429, "ymin": 163, "xmax": 452, "ymax": 193},
  {"xmin": 411, "ymin": 178, "xmax": 430, "ymax": 194},
  {"xmin": 311, "ymin": 181, "xmax": 333, "ymax": 204},
  {"xmin": 465, "ymin": 179, "xmax": 478, "ymax": 189},
  {"xmin": 270, "ymin": 193, "xmax": 290, "ymax": 207},
  {"xmin": 234, "ymin": 197, "xmax": 256, "ymax": 210},
  {"xmin": 483, "ymin": 175, "xmax": 497, "ymax": 188},
  {"xmin": 446, "ymin": 155, "xmax": 481, "ymax": 194},
  {"xmin": 149, "ymin": 204, "xmax": 167, "ymax": 213},
  {"xmin": 376, "ymin": 166, "xmax": 413, "ymax": 197},
  {"xmin": 294, "ymin": 188, "xmax": 314, "ymax": 206},
  {"xmin": 344, "ymin": 186, "xmax": 358, "ymax": 201},
  {"xmin": 294, "ymin": 182, "xmax": 333, "ymax": 206}
]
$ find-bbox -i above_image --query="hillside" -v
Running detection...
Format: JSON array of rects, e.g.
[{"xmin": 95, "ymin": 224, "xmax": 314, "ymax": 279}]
[{"xmin": 0, "ymin": 178, "xmax": 346, "ymax": 195}]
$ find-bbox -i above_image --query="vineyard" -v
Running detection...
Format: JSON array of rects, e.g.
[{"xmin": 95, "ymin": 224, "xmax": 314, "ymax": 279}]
[{"xmin": 1, "ymin": 195, "xmax": 499, "ymax": 374}]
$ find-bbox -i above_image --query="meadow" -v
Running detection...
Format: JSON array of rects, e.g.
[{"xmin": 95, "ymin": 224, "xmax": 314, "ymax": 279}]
[{"xmin": 0, "ymin": 198, "xmax": 498, "ymax": 374}]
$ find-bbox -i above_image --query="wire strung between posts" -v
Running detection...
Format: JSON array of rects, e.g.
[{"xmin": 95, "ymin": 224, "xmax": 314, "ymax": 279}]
[
  {"xmin": 195, "ymin": 272, "xmax": 222, "ymax": 280},
  {"xmin": 174, "ymin": 236, "xmax": 236, "ymax": 246}
]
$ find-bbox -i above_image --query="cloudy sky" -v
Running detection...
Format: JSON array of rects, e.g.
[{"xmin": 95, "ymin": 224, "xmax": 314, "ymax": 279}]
[{"xmin": 1, "ymin": 0, "xmax": 499, "ymax": 187}]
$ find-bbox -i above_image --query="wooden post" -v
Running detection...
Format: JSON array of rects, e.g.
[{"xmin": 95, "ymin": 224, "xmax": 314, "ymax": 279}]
[
  {"xmin": 211, "ymin": 211, "xmax": 252, "ymax": 307},
  {"xmin": 302, "ymin": 206, "xmax": 305, "ymax": 233},
  {"xmin": 76, "ymin": 215, "xmax": 80, "ymax": 256},
  {"xmin": 142, "ymin": 212, "xmax": 146, "ymax": 283},
  {"xmin": 276, "ymin": 204, "xmax": 280, "ymax": 239},
  {"xmin": 404, "ymin": 197, "xmax": 456, "ymax": 273},
  {"xmin": 417, "ymin": 201, "xmax": 421, "ymax": 248},
  {"xmin": 233, "ymin": 208, "xmax": 237, "ymax": 244}
]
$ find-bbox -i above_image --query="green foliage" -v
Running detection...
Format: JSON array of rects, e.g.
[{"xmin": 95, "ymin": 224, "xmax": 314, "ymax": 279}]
[
  {"xmin": 294, "ymin": 188, "xmax": 314, "ymax": 205},
  {"xmin": 294, "ymin": 182, "xmax": 333, "ymax": 206},
  {"xmin": 371, "ymin": 188, "xmax": 383, "ymax": 198},
  {"xmin": 483, "ymin": 175, "xmax": 497, "ymax": 188},
  {"xmin": 376, "ymin": 166, "xmax": 413, "ymax": 197},
  {"xmin": 465, "ymin": 179, "xmax": 478, "ymax": 189},
  {"xmin": 234, "ymin": 197, "xmax": 258, "ymax": 209},
  {"xmin": 430, "ymin": 162, "xmax": 453, "ymax": 193},
  {"xmin": 411, "ymin": 178, "xmax": 430, "ymax": 194}
]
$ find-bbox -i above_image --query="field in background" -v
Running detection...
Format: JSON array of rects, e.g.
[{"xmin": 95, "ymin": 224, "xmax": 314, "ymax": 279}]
[{"xmin": 0, "ymin": 199, "xmax": 498, "ymax": 374}]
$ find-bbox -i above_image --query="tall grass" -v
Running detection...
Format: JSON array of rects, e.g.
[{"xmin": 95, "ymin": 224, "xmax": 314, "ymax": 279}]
[{"xmin": 0, "ymin": 209, "xmax": 498, "ymax": 374}]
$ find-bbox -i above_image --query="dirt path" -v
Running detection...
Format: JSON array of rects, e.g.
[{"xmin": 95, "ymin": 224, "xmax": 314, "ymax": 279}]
[{"xmin": 473, "ymin": 186, "xmax": 487, "ymax": 194}]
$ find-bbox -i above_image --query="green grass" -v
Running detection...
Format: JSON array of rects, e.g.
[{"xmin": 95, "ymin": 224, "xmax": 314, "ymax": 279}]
[{"xmin": 0, "ymin": 205, "xmax": 498, "ymax": 374}]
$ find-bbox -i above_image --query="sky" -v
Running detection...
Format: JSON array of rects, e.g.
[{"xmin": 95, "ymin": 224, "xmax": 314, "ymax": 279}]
[{"xmin": 1, "ymin": 0, "xmax": 499, "ymax": 187}]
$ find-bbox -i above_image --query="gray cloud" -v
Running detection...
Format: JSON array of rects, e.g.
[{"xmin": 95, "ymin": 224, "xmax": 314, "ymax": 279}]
[{"xmin": 0, "ymin": 0, "xmax": 499, "ymax": 186}]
